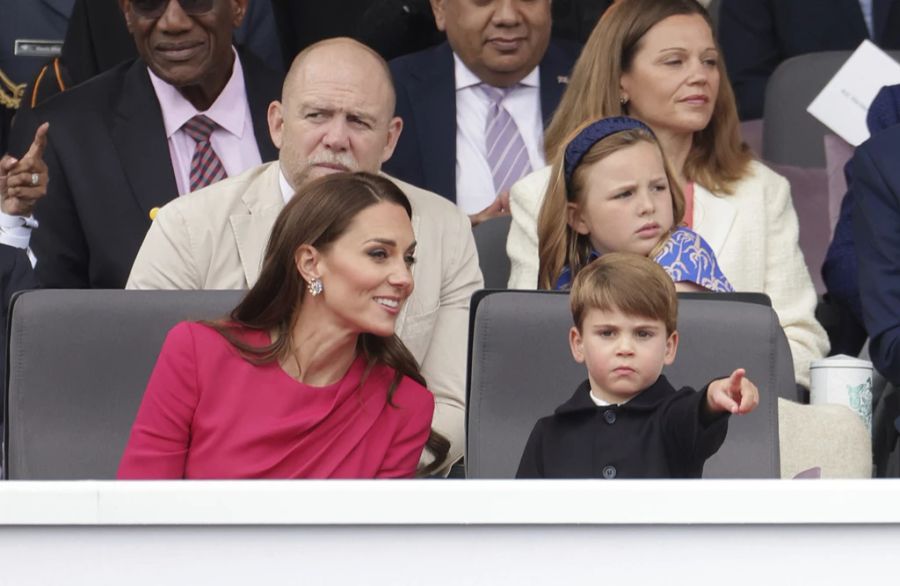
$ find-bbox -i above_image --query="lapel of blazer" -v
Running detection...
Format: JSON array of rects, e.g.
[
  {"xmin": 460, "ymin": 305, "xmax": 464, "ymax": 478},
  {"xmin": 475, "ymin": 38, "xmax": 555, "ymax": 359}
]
[
  {"xmin": 238, "ymin": 48, "xmax": 281, "ymax": 163},
  {"xmin": 37, "ymin": 0, "xmax": 72, "ymax": 19},
  {"xmin": 410, "ymin": 43, "xmax": 457, "ymax": 202},
  {"xmin": 538, "ymin": 42, "xmax": 575, "ymax": 124},
  {"xmin": 230, "ymin": 163, "xmax": 285, "ymax": 285},
  {"xmin": 110, "ymin": 60, "xmax": 179, "ymax": 219},
  {"xmin": 692, "ymin": 183, "xmax": 736, "ymax": 257}
]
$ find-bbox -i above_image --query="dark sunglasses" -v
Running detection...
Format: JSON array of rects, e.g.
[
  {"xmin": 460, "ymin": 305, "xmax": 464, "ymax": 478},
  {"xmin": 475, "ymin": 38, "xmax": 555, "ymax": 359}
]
[{"xmin": 130, "ymin": 0, "xmax": 215, "ymax": 18}]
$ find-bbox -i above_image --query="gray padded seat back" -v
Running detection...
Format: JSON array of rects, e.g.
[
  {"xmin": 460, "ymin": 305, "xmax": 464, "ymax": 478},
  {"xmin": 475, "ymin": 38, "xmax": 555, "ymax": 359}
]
[
  {"xmin": 472, "ymin": 215, "xmax": 512, "ymax": 289},
  {"xmin": 466, "ymin": 291, "xmax": 793, "ymax": 478},
  {"xmin": 763, "ymin": 50, "xmax": 900, "ymax": 167},
  {"xmin": 5, "ymin": 289, "xmax": 244, "ymax": 479}
]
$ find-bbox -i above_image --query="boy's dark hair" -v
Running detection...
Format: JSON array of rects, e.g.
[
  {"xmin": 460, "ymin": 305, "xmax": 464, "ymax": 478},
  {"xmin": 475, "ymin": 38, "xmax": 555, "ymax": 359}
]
[{"xmin": 570, "ymin": 253, "xmax": 678, "ymax": 334}]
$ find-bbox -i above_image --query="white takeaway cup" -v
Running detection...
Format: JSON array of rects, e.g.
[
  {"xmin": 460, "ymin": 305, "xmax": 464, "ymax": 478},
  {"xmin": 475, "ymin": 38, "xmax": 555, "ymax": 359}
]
[{"xmin": 809, "ymin": 354, "xmax": 874, "ymax": 434}]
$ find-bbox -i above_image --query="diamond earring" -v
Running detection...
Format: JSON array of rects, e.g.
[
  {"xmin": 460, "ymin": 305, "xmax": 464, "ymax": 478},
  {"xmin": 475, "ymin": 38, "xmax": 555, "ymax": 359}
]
[{"xmin": 307, "ymin": 278, "xmax": 323, "ymax": 296}]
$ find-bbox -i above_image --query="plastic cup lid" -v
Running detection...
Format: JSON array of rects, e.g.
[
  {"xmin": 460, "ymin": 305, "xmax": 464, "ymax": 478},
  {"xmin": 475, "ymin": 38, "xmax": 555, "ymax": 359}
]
[{"xmin": 810, "ymin": 354, "xmax": 873, "ymax": 369}]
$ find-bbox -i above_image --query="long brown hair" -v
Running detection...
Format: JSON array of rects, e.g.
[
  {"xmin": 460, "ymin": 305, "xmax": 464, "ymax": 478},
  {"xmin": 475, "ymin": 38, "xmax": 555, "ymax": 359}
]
[
  {"xmin": 538, "ymin": 124, "xmax": 685, "ymax": 290},
  {"xmin": 207, "ymin": 172, "xmax": 449, "ymax": 475},
  {"xmin": 543, "ymin": 0, "xmax": 751, "ymax": 193}
]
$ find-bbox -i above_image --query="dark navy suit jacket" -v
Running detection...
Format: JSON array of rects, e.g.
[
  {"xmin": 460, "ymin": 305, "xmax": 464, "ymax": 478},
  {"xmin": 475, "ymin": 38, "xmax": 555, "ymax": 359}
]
[
  {"xmin": 852, "ymin": 123, "xmax": 900, "ymax": 385},
  {"xmin": 7, "ymin": 50, "xmax": 280, "ymax": 289},
  {"xmin": 719, "ymin": 0, "xmax": 900, "ymax": 120},
  {"xmin": 822, "ymin": 84, "xmax": 900, "ymax": 352},
  {"xmin": 384, "ymin": 40, "xmax": 581, "ymax": 202}
]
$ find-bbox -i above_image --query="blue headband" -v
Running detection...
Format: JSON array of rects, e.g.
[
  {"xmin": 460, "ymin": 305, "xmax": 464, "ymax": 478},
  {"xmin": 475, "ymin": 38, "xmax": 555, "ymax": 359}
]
[{"xmin": 563, "ymin": 116, "xmax": 656, "ymax": 190}]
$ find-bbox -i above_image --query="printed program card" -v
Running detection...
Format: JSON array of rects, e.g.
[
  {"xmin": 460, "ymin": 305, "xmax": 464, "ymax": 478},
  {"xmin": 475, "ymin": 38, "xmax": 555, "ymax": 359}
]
[{"xmin": 808, "ymin": 40, "xmax": 900, "ymax": 146}]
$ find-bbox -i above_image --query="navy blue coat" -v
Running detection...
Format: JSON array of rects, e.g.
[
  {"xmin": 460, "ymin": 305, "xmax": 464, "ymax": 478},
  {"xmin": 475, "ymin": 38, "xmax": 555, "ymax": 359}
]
[
  {"xmin": 822, "ymin": 84, "xmax": 900, "ymax": 354},
  {"xmin": 853, "ymin": 124, "xmax": 900, "ymax": 385},
  {"xmin": 384, "ymin": 40, "xmax": 581, "ymax": 203},
  {"xmin": 517, "ymin": 376, "xmax": 729, "ymax": 479}
]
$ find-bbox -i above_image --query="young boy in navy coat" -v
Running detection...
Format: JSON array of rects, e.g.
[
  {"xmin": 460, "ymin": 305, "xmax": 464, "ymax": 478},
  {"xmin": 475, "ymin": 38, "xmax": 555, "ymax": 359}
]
[{"xmin": 517, "ymin": 253, "xmax": 760, "ymax": 479}]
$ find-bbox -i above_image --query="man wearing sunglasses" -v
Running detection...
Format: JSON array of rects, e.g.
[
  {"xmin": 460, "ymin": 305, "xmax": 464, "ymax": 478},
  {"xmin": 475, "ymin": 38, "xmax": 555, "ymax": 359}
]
[{"xmin": 4, "ymin": 0, "xmax": 281, "ymax": 289}]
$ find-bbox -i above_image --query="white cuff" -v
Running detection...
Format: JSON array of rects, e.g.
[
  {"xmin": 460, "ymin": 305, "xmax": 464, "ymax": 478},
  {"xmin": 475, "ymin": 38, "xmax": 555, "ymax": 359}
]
[{"xmin": 0, "ymin": 211, "xmax": 36, "ymax": 250}]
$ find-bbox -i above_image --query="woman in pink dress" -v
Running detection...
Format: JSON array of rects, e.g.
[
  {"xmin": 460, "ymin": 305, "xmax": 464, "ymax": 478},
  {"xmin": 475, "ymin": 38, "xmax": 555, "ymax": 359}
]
[{"xmin": 119, "ymin": 172, "xmax": 447, "ymax": 479}]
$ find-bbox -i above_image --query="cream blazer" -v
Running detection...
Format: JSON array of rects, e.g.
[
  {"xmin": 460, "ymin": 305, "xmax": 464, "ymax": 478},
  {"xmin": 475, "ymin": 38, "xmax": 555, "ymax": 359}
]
[
  {"xmin": 127, "ymin": 162, "xmax": 484, "ymax": 473},
  {"xmin": 506, "ymin": 161, "xmax": 828, "ymax": 388}
]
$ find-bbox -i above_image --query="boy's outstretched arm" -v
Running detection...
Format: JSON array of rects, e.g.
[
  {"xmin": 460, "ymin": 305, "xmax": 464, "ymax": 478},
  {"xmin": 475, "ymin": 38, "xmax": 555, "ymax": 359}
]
[{"xmin": 706, "ymin": 369, "xmax": 760, "ymax": 415}]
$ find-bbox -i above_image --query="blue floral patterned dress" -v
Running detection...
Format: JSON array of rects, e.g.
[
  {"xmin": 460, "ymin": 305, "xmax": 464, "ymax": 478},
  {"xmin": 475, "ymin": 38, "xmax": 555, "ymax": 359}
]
[{"xmin": 554, "ymin": 227, "xmax": 734, "ymax": 292}]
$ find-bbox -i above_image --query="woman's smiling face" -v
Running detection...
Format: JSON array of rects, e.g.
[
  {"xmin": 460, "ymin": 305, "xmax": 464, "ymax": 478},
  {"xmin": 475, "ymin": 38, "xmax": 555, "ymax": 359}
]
[{"xmin": 312, "ymin": 201, "xmax": 416, "ymax": 337}]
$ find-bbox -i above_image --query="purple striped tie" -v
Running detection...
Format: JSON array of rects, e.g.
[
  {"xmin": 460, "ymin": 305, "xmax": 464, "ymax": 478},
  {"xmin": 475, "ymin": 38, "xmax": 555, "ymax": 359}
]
[
  {"xmin": 182, "ymin": 115, "xmax": 228, "ymax": 191},
  {"xmin": 481, "ymin": 84, "xmax": 532, "ymax": 194}
]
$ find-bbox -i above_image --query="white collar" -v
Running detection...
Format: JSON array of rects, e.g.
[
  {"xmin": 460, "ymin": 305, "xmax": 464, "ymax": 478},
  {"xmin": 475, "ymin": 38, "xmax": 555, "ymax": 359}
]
[{"xmin": 278, "ymin": 166, "xmax": 294, "ymax": 205}]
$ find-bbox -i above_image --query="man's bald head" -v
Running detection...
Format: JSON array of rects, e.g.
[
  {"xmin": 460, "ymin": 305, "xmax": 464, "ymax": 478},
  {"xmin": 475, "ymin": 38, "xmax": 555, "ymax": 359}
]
[
  {"xmin": 283, "ymin": 38, "xmax": 397, "ymax": 116},
  {"xmin": 267, "ymin": 37, "xmax": 403, "ymax": 190}
]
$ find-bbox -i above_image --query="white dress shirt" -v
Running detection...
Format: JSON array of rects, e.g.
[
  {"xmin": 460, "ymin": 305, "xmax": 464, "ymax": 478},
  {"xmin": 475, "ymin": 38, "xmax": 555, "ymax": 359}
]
[
  {"xmin": 453, "ymin": 54, "xmax": 545, "ymax": 214},
  {"xmin": 279, "ymin": 168, "xmax": 294, "ymax": 204}
]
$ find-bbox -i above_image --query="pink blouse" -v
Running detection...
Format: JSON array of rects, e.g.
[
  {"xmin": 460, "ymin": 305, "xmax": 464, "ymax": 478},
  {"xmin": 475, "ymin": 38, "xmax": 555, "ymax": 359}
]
[
  {"xmin": 118, "ymin": 322, "xmax": 434, "ymax": 479},
  {"xmin": 683, "ymin": 181, "xmax": 695, "ymax": 229}
]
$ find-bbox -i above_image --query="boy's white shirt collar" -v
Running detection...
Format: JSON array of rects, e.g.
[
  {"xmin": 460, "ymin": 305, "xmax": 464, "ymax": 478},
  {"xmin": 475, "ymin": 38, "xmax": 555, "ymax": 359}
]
[{"xmin": 589, "ymin": 389, "xmax": 632, "ymax": 407}]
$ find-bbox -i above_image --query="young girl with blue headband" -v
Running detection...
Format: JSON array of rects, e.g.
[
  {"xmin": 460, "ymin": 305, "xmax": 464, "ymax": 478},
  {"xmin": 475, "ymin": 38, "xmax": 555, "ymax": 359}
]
[{"xmin": 536, "ymin": 116, "xmax": 732, "ymax": 292}]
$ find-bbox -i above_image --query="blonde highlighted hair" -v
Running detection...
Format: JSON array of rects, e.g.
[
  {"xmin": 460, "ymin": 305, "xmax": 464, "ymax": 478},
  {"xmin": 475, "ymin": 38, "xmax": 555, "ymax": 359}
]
[
  {"xmin": 537, "ymin": 123, "xmax": 685, "ymax": 290},
  {"xmin": 543, "ymin": 0, "xmax": 751, "ymax": 193},
  {"xmin": 570, "ymin": 252, "xmax": 678, "ymax": 335}
]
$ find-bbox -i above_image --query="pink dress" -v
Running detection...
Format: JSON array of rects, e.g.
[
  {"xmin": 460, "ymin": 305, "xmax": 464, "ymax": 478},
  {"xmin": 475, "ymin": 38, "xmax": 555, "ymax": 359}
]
[{"xmin": 118, "ymin": 322, "xmax": 434, "ymax": 479}]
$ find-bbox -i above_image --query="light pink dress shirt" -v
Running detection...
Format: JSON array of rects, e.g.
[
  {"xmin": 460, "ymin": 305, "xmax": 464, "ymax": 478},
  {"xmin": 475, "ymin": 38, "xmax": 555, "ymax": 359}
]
[{"xmin": 148, "ymin": 48, "xmax": 263, "ymax": 196}]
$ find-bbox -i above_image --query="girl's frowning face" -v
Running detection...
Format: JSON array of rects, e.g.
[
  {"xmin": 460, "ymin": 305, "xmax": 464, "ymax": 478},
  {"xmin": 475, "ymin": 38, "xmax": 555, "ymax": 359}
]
[{"xmin": 567, "ymin": 140, "xmax": 675, "ymax": 257}]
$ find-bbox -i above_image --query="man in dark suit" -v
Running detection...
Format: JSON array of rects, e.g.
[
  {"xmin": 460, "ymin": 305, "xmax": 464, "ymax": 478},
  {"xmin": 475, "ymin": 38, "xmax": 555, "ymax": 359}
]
[
  {"xmin": 852, "ymin": 121, "xmax": 900, "ymax": 475},
  {"xmin": 718, "ymin": 0, "xmax": 900, "ymax": 120},
  {"xmin": 853, "ymin": 124, "xmax": 900, "ymax": 385},
  {"xmin": 822, "ymin": 84, "xmax": 900, "ymax": 356},
  {"xmin": 383, "ymin": 0, "xmax": 580, "ymax": 225},
  {"xmin": 6, "ymin": 0, "xmax": 281, "ymax": 289}
]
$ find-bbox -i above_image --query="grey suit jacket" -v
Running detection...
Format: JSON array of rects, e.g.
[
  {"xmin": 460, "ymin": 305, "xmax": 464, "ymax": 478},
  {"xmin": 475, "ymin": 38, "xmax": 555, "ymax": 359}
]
[{"xmin": 127, "ymin": 162, "xmax": 484, "ymax": 473}]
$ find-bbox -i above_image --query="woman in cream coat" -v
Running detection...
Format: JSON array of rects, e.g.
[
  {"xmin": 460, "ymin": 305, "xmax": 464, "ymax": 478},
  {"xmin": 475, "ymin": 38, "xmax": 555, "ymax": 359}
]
[{"xmin": 507, "ymin": 0, "xmax": 827, "ymax": 388}]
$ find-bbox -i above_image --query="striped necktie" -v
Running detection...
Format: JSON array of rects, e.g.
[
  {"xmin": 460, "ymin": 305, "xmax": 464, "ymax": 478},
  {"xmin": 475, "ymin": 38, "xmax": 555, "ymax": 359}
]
[
  {"xmin": 480, "ymin": 84, "xmax": 532, "ymax": 195},
  {"xmin": 182, "ymin": 114, "xmax": 228, "ymax": 191}
]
